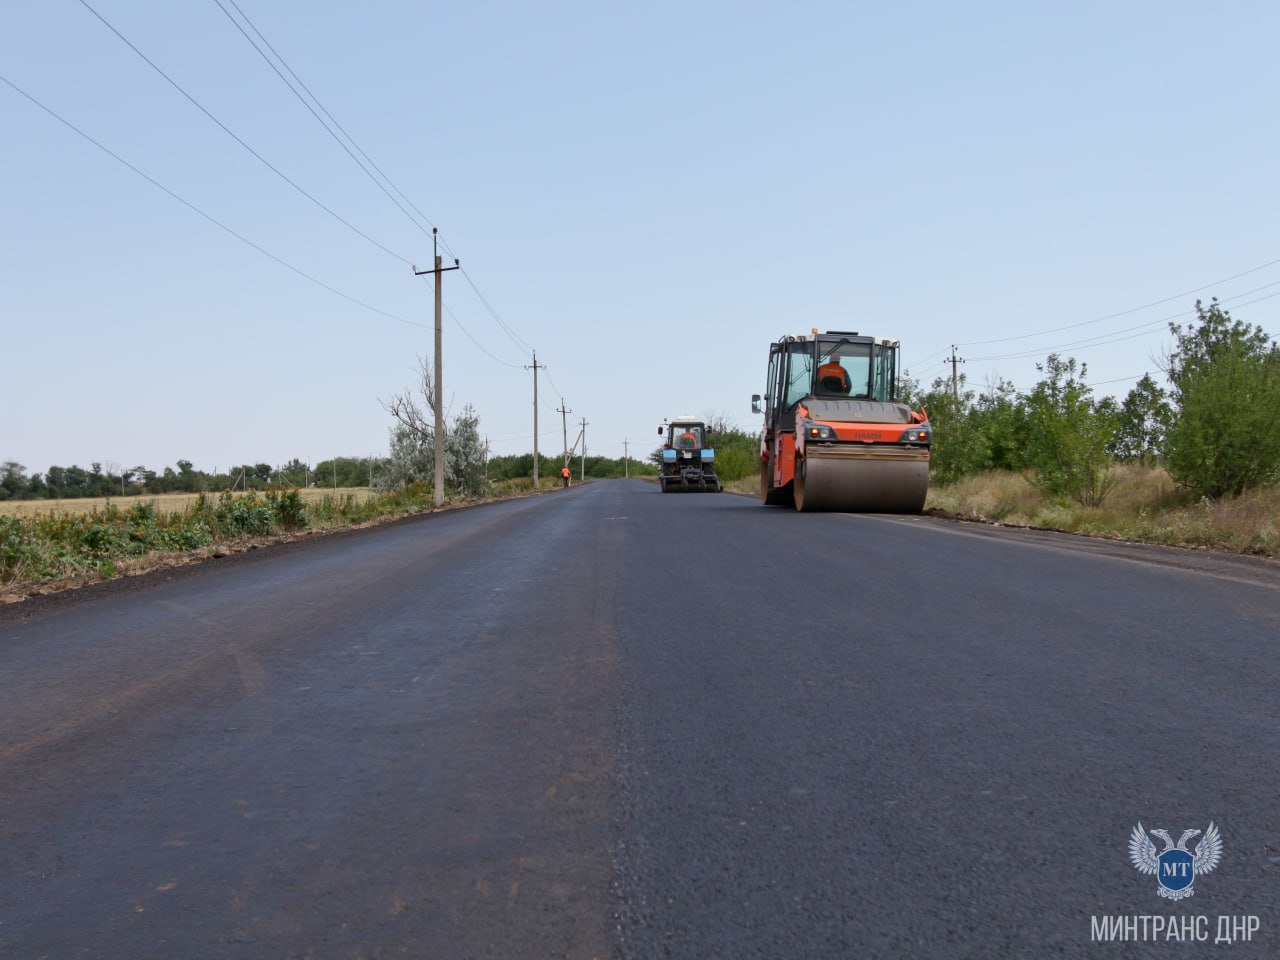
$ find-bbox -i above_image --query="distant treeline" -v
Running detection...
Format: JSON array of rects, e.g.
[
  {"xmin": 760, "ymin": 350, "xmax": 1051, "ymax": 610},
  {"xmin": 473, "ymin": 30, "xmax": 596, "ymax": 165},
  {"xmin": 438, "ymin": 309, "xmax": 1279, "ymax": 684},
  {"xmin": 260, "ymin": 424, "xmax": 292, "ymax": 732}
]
[
  {"xmin": 1, "ymin": 452, "xmax": 658, "ymax": 501},
  {"xmin": 0, "ymin": 457, "xmax": 377, "ymax": 501},
  {"xmin": 485, "ymin": 453, "xmax": 657, "ymax": 481}
]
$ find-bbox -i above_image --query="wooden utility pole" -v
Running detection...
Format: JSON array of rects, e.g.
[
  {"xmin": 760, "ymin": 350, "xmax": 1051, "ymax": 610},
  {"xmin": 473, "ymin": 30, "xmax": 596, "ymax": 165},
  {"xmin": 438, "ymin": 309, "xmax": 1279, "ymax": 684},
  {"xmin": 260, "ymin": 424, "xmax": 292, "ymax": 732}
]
[
  {"xmin": 556, "ymin": 398, "xmax": 572, "ymax": 468},
  {"xmin": 579, "ymin": 417, "xmax": 589, "ymax": 481},
  {"xmin": 526, "ymin": 351, "xmax": 546, "ymax": 487},
  {"xmin": 413, "ymin": 228, "xmax": 459, "ymax": 507}
]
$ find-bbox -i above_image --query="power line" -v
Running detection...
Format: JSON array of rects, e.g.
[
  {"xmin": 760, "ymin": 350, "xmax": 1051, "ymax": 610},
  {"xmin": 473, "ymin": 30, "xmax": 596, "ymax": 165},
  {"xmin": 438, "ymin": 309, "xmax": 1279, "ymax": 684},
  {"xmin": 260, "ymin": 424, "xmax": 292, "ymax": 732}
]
[
  {"xmin": 210, "ymin": 0, "xmax": 438, "ymax": 243},
  {"xmin": 544, "ymin": 367, "xmax": 566, "ymax": 400},
  {"xmin": 210, "ymin": 0, "xmax": 537, "ymax": 365},
  {"xmin": 967, "ymin": 284, "xmax": 1280, "ymax": 363},
  {"xmin": 956, "ymin": 253, "xmax": 1280, "ymax": 348},
  {"xmin": 1090, "ymin": 373, "xmax": 1151, "ymax": 387},
  {"xmin": 77, "ymin": 0, "xmax": 414, "ymax": 266},
  {"xmin": 1, "ymin": 74, "xmax": 423, "ymax": 329},
  {"xmin": 438, "ymin": 297, "xmax": 524, "ymax": 368},
  {"xmin": 460, "ymin": 268, "xmax": 534, "ymax": 353},
  {"xmin": 78, "ymin": 1, "xmax": 538, "ymax": 375}
]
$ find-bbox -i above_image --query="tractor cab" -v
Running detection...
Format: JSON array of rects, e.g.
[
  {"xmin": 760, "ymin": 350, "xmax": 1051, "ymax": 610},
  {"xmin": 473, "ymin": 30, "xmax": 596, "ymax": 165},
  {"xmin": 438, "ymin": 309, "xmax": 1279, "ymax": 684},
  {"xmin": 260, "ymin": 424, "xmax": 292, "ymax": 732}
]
[{"xmin": 664, "ymin": 420, "xmax": 705, "ymax": 452}]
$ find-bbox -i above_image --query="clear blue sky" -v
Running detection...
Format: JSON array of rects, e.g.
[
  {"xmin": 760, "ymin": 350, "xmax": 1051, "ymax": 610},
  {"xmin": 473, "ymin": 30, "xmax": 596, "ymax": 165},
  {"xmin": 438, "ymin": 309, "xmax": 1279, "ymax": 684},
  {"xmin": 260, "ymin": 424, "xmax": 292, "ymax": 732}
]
[{"xmin": 5, "ymin": 0, "xmax": 1279, "ymax": 476}]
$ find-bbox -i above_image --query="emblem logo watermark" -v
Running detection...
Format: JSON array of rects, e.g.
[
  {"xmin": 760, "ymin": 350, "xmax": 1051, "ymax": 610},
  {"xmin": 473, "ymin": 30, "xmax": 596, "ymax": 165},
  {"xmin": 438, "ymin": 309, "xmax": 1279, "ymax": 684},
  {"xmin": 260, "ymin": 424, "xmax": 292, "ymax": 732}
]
[{"xmin": 1129, "ymin": 821, "xmax": 1222, "ymax": 900}]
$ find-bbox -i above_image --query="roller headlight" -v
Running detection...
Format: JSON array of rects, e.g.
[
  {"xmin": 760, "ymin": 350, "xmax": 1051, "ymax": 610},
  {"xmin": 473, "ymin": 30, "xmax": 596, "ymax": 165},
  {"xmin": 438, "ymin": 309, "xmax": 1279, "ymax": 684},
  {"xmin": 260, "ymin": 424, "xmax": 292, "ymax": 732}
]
[
  {"xmin": 901, "ymin": 427, "xmax": 931, "ymax": 445},
  {"xmin": 805, "ymin": 423, "xmax": 836, "ymax": 441}
]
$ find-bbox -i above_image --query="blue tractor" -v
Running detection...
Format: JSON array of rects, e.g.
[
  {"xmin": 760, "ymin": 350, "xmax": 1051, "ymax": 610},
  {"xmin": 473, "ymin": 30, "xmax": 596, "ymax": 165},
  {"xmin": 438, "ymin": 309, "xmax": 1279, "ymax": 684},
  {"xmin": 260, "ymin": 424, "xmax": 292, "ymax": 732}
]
[{"xmin": 658, "ymin": 417, "xmax": 721, "ymax": 493}]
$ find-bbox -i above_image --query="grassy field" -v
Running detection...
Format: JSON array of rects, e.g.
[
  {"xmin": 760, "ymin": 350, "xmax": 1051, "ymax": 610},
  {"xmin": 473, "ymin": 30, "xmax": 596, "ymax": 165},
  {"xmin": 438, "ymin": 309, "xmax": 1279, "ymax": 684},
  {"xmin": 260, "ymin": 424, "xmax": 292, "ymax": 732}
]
[
  {"xmin": 0, "ymin": 488, "xmax": 377, "ymax": 517},
  {"xmin": 0, "ymin": 488, "xmax": 376, "ymax": 519}
]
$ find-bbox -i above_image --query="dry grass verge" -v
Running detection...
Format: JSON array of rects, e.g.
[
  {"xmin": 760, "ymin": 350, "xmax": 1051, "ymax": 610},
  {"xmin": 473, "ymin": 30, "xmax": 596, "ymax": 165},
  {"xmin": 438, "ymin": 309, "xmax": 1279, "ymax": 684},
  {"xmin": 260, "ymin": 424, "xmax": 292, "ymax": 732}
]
[
  {"xmin": 928, "ymin": 464, "xmax": 1280, "ymax": 556},
  {"xmin": 0, "ymin": 488, "xmax": 376, "ymax": 518}
]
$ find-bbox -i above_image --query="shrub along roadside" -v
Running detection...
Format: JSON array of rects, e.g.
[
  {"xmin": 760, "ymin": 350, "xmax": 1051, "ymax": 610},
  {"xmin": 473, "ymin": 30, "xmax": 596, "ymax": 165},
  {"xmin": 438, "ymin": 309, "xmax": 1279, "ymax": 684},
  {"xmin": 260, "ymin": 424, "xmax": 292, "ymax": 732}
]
[{"xmin": 0, "ymin": 484, "xmax": 469, "ymax": 589}]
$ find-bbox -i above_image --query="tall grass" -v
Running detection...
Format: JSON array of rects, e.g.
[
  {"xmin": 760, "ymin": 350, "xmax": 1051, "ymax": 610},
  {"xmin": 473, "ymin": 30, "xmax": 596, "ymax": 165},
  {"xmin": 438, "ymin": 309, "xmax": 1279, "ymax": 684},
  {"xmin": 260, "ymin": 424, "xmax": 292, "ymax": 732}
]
[
  {"xmin": 0, "ymin": 487, "xmax": 376, "ymax": 518},
  {"xmin": 0, "ymin": 483, "xmax": 488, "ymax": 589},
  {"xmin": 928, "ymin": 464, "xmax": 1280, "ymax": 556}
]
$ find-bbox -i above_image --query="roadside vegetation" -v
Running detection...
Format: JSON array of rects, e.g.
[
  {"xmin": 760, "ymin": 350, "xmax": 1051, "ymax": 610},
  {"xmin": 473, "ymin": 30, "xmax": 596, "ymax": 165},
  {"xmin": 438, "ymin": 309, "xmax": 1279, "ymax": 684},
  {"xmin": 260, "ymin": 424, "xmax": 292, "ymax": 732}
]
[
  {"xmin": 6, "ymin": 301, "xmax": 1277, "ymax": 595},
  {"xmin": 0, "ymin": 353, "xmax": 657, "ymax": 597},
  {"xmin": 902, "ymin": 299, "xmax": 1280, "ymax": 556},
  {"xmin": 0, "ymin": 478, "xmax": 582, "ymax": 599},
  {"xmin": 723, "ymin": 300, "xmax": 1280, "ymax": 558}
]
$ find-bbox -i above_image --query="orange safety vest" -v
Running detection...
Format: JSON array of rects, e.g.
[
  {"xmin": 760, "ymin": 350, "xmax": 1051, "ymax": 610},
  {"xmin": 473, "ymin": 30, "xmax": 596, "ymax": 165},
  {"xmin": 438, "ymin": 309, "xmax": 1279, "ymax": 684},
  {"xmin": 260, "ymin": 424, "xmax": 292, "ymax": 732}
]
[{"xmin": 818, "ymin": 360, "xmax": 849, "ymax": 390}]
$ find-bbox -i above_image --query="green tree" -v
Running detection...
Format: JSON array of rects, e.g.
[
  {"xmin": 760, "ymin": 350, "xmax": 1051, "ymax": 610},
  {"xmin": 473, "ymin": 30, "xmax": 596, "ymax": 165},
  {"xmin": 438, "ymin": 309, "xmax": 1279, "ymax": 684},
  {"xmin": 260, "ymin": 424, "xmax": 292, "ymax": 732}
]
[
  {"xmin": 0, "ymin": 462, "xmax": 29, "ymax": 501},
  {"xmin": 46, "ymin": 465, "xmax": 67, "ymax": 498},
  {"xmin": 314, "ymin": 457, "xmax": 372, "ymax": 488},
  {"xmin": 176, "ymin": 459, "xmax": 201, "ymax": 493},
  {"xmin": 445, "ymin": 405, "xmax": 488, "ymax": 498},
  {"xmin": 969, "ymin": 378, "xmax": 1030, "ymax": 472},
  {"xmin": 1108, "ymin": 374, "xmax": 1172, "ymax": 463},
  {"xmin": 1023, "ymin": 355, "xmax": 1116, "ymax": 505},
  {"xmin": 705, "ymin": 426, "xmax": 759, "ymax": 482},
  {"xmin": 1163, "ymin": 299, "xmax": 1280, "ymax": 497},
  {"xmin": 917, "ymin": 375, "xmax": 990, "ymax": 485},
  {"xmin": 375, "ymin": 423, "xmax": 433, "ymax": 492}
]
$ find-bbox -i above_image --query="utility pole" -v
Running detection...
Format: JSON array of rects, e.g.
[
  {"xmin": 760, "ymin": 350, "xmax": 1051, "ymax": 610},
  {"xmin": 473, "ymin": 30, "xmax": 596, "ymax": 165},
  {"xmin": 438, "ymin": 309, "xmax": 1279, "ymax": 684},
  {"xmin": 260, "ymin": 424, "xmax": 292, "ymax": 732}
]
[
  {"xmin": 526, "ymin": 351, "xmax": 546, "ymax": 487},
  {"xmin": 623, "ymin": 439, "xmax": 629, "ymax": 478},
  {"xmin": 556, "ymin": 398, "xmax": 572, "ymax": 468},
  {"xmin": 579, "ymin": 417, "xmax": 589, "ymax": 481},
  {"xmin": 949, "ymin": 345, "xmax": 965, "ymax": 400},
  {"xmin": 413, "ymin": 227, "xmax": 460, "ymax": 507}
]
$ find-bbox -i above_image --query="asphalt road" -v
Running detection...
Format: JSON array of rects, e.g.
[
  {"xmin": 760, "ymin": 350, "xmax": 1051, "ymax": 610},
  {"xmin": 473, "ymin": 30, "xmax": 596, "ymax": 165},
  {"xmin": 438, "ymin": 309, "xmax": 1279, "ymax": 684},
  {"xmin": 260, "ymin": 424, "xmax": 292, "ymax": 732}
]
[{"xmin": 3, "ymin": 480, "xmax": 1279, "ymax": 958}]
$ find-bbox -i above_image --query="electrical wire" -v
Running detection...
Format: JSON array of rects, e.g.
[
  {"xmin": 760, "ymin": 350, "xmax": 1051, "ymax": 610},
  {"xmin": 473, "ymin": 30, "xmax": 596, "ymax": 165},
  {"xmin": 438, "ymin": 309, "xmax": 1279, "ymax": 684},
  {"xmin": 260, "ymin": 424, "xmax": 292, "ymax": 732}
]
[
  {"xmin": 544, "ymin": 368, "xmax": 566, "ymax": 401},
  {"xmin": 78, "ymin": 0, "xmax": 415, "ymax": 267},
  {"xmin": 2, "ymin": 74, "xmax": 425, "ymax": 330},
  {"xmin": 211, "ymin": 0, "xmax": 538, "ymax": 367},
  {"xmin": 210, "ymin": 0, "xmax": 438, "ymax": 243},
  {"xmin": 460, "ymin": 268, "xmax": 535, "ymax": 353},
  {"xmin": 956, "ymin": 254, "xmax": 1280, "ymax": 348},
  {"xmin": 437, "ymin": 297, "xmax": 525, "ymax": 368},
  {"xmin": 967, "ymin": 283, "xmax": 1280, "ymax": 363}
]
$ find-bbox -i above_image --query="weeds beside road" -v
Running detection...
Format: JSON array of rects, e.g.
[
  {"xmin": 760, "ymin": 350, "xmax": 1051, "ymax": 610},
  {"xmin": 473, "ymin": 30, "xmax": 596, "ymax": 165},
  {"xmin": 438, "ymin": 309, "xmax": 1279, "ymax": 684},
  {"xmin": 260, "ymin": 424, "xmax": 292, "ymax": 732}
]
[{"xmin": 0, "ymin": 478, "xmax": 567, "ymax": 603}]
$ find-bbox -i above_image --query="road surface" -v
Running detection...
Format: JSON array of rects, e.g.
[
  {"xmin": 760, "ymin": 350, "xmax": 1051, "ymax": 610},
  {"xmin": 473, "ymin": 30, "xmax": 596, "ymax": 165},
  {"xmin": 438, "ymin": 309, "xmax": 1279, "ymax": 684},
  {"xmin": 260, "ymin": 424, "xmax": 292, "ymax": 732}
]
[{"xmin": 3, "ymin": 480, "xmax": 1278, "ymax": 958}]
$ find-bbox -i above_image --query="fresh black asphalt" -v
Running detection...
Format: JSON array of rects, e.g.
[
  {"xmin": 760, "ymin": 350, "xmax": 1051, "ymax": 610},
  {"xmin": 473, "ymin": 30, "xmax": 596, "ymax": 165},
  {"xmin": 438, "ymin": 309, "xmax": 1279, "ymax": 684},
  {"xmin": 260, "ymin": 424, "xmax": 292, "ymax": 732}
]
[{"xmin": 2, "ymin": 479, "xmax": 1278, "ymax": 958}]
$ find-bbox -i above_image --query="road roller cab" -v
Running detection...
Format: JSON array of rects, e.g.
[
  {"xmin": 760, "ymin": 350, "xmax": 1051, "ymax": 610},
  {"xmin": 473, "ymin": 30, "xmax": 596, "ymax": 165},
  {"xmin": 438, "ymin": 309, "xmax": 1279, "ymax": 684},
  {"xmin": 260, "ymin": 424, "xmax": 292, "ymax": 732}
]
[
  {"xmin": 658, "ymin": 417, "xmax": 722, "ymax": 493},
  {"xmin": 753, "ymin": 331, "xmax": 931, "ymax": 512}
]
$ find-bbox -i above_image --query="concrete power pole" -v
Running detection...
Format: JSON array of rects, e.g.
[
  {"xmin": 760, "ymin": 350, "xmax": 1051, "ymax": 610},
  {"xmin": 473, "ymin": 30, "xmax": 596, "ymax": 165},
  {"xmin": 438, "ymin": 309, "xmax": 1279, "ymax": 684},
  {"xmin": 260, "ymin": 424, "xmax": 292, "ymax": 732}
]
[
  {"xmin": 949, "ymin": 344, "xmax": 965, "ymax": 401},
  {"xmin": 413, "ymin": 228, "xmax": 459, "ymax": 507},
  {"xmin": 579, "ymin": 417, "xmax": 589, "ymax": 481},
  {"xmin": 556, "ymin": 398, "xmax": 572, "ymax": 468},
  {"xmin": 526, "ymin": 351, "xmax": 546, "ymax": 487},
  {"xmin": 623, "ymin": 439, "xmax": 629, "ymax": 478}
]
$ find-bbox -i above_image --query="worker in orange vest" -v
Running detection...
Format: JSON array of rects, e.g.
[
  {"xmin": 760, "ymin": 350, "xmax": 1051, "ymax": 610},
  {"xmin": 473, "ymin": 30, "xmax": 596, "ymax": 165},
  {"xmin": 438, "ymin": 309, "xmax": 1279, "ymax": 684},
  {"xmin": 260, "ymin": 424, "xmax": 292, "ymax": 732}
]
[
  {"xmin": 817, "ymin": 356, "xmax": 851, "ymax": 394},
  {"xmin": 561, "ymin": 465, "xmax": 571, "ymax": 488}
]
